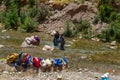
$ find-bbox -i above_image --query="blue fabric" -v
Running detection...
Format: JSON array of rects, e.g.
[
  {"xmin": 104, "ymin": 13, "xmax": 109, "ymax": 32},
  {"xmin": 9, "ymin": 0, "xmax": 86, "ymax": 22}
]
[
  {"xmin": 27, "ymin": 56, "xmax": 32, "ymax": 64},
  {"xmin": 101, "ymin": 77, "xmax": 111, "ymax": 80},
  {"xmin": 22, "ymin": 56, "xmax": 32, "ymax": 68},
  {"xmin": 14, "ymin": 56, "xmax": 23, "ymax": 67},
  {"xmin": 55, "ymin": 59, "xmax": 63, "ymax": 66},
  {"xmin": 53, "ymin": 60, "xmax": 57, "ymax": 65},
  {"xmin": 54, "ymin": 39, "xmax": 60, "ymax": 45},
  {"xmin": 40, "ymin": 57, "xmax": 44, "ymax": 61},
  {"xmin": 52, "ymin": 58, "xmax": 68, "ymax": 66},
  {"xmin": 14, "ymin": 62, "xmax": 18, "ymax": 67},
  {"xmin": 34, "ymin": 36, "xmax": 40, "ymax": 42}
]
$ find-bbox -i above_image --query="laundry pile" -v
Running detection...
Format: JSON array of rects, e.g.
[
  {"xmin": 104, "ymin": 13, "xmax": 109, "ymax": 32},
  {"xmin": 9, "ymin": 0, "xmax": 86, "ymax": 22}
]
[
  {"xmin": 7, "ymin": 52, "xmax": 68, "ymax": 72},
  {"xmin": 21, "ymin": 35, "xmax": 40, "ymax": 48}
]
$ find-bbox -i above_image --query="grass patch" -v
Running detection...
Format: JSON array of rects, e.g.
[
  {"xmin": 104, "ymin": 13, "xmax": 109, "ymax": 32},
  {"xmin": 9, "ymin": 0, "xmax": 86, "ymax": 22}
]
[
  {"xmin": 90, "ymin": 52, "xmax": 120, "ymax": 65},
  {"xmin": 0, "ymin": 30, "xmax": 120, "ymax": 73}
]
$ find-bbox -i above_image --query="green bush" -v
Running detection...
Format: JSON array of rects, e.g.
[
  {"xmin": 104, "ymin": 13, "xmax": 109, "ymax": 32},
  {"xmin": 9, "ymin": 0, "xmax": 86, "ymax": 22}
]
[
  {"xmin": 80, "ymin": 20, "xmax": 92, "ymax": 39},
  {"xmin": 20, "ymin": 10, "xmax": 27, "ymax": 24},
  {"xmin": 28, "ymin": 0, "xmax": 35, "ymax": 7},
  {"xmin": 70, "ymin": 19, "xmax": 92, "ymax": 38},
  {"xmin": 80, "ymin": 20, "xmax": 90, "ymax": 31},
  {"xmin": 4, "ymin": 0, "xmax": 10, "ymax": 8},
  {"xmin": 92, "ymin": 16, "xmax": 99, "ymax": 24},
  {"xmin": 64, "ymin": 20, "xmax": 73, "ymax": 37},
  {"xmin": 3, "ymin": 0, "xmax": 19, "ymax": 30},
  {"xmin": 20, "ymin": 17, "xmax": 38, "ymax": 33},
  {"xmin": 29, "ymin": 6, "xmax": 39, "ymax": 18},
  {"xmin": 99, "ymin": 4, "xmax": 114, "ymax": 22},
  {"xmin": 109, "ymin": 12, "xmax": 117, "ymax": 21},
  {"xmin": 98, "ymin": 0, "xmax": 111, "ymax": 4},
  {"xmin": 116, "ymin": 14, "xmax": 120, "ymax": 21},
  {"xmin": 98, "ymin": 0, "xmax": 116, "ymax": 5},
  {"xmin": 100, "ymin": 21, "xmax": 120, "ymax": 42}
]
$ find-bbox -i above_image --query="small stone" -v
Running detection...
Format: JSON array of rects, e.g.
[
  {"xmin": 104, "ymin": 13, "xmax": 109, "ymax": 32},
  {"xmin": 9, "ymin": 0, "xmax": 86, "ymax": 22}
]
[
  {"xmin": 3, "ymin": 71, "xmax": 9, "ymax": 74},
  {"xmin": 18, "ymin": 72, "xmax": 21, "ymax": 74},
  {"xmin": 73, "ymin": 39, "xmax": 76, "ymax": 42},
  {"xmin": 1, "ymin": 30, "xmax": 7, "ymax": 33},
  {"xmin": 110, "ymin": 46, "xmax": 117, "ymax": 50},
  {"xmin": 57, "ymin": 75, "xmax": 62, "ymax": 80},
  {"xmin": 0, "ymin": 45, "xmax": 4, "ymax": 48},
  {"xmin": 110, "ymin": 41, "xmax": 116, "ymax": 46},
  {"xmin": 78, "ymin": 68, "xmax": 83, "ymax": 72}
]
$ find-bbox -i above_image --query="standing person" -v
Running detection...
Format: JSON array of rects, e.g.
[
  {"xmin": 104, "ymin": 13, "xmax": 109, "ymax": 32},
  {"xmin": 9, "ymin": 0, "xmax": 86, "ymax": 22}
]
[
  {"xmin": 60, "ymin": 34, "xmax": 65, "ymax": 50},
  {"xmin": 53, "ymin": 31, "xmax": 60, "ymax": 46}
]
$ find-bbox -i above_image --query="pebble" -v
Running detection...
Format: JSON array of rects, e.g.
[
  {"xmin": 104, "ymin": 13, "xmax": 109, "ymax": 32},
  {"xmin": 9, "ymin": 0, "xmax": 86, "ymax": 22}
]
[
  {"xmin": 3, "ymin": 71, "xmax": 9, "ymax": 74},
  {"xmin": 0, "ymin": 44, "xmax": 4, "ymax": 48}
]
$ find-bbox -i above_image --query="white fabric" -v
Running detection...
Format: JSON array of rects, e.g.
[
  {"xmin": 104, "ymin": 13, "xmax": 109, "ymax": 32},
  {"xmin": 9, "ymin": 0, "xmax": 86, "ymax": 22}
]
[
  {"xmin": 50, "ymin": 30, "xmax": 56, "ymax": 36},
  {"xmin": 30, "ymin": 36, "xmax": 36, "ymax": 41},
  {"xmin": 25, "ymin": 36, "xmax": 37, "ymax": 44},
  {"xmin": 42, "ymin": 45, "xmax": 54, "ymax": 51},
  {"xmin": 20, "ymin": 41, "xmax": 34, "ymax": 48},
  {"xmin": 25, "ymin": 37, "xmax": 31, "ymax": 45},
  {"xmin": 101, "ymin": 72, "xmax": 109, "ymax": 78},
  {"xmin": 41, "ymin": 59, "xmax": 47, "ymax": 67}
]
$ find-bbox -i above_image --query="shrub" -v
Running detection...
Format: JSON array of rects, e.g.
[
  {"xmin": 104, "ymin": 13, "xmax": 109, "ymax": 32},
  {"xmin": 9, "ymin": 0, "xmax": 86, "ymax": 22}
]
[
  {"xmin": 64, "ymin": 20, "xmax": 73, "ymax": 37},
  {"xmin": 92, "ymin": 16, "xmax": 99, "ymax": 24},
  {"xmin": 116, "ymin": 14, "xmax": 120, "ymax": 21},
  {"xmin": 20, "ymin": 17, "xmax": 38, "ymax": 33},
  {"xmin": 100, "ymin": 21, "xmax": 120, "ymax": 42},
  {"xmin": 98, "ymin": 0, "xmax": 116, "ymax": 5},
  {"xmin": 99, "ymin": 4, "xmax": 114, "ymax": 22},
  {"xmin": 71, "ymin": 19, "xmax": 92, "ymax": 38},
  {"xmin": 109, "ymin": 12, "xmax": 117, "ymax": 21},
  {"xmin": 3, "ymin": 0, "xmax": 19, "ymax": 30},
  {"xmin": 4, "ymin": 0, "xmax": 10, "ymax": 7},
  {"xmin": 80, "ymin": 20, "xmax": 91, "ymax": 31},
  {"xmin": 98, "ymin": 0, "xmax": 110, "ymax": 4},
  {"xmin": 29, "ymin": 6, "xmax": 39, "ymax": 18},
  {"xmin": 20, "ymin": 10, "xmax": 27, "ymax": 24},
  {"xmin": 28, "ymin": 0, "xmax": 35, "ymax": 7},
  {"xmin": 80, "ymin": 20, "xmax": 92, "ymax": 39}
]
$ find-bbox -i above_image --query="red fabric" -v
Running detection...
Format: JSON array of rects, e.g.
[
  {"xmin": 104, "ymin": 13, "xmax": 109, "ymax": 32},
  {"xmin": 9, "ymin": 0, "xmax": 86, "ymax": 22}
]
[
  {"xmin": 22, "ymin": 54, "xmax": 29, "ymax": 63},
  {"xmin": 33, "ymin": 57, "xmax": 40, "ymax": 68}
]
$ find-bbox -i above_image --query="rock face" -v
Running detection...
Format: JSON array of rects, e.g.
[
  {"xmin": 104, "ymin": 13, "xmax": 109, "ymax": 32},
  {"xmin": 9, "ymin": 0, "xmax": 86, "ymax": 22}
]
[{"xmin": 38, "ymin": 1, "xmax": 105, "ymax": 34}]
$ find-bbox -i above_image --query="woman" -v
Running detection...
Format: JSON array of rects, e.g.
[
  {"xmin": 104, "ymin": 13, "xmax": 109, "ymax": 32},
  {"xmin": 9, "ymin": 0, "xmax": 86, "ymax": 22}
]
[
  {"xmin": 60, "ymin": 34, "xmax": 65, "ymax": 50},
  {"xmin": 53, "ymin": 31, "xmax": 60, "ymax": 46}
]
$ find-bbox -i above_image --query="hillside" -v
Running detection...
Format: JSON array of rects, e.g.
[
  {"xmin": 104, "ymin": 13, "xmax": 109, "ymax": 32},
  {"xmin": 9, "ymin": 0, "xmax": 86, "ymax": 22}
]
[{"xmin": 0, "ymin": 0, "xmax": 120, "ymax": 80}]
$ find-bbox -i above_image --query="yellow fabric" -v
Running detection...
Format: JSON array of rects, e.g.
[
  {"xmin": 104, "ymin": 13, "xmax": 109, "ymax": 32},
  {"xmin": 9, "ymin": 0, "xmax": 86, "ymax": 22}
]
[
  {"xmin": 45, "ymin": 59, "xmax": 52, "ymax": 66},
  {"xmin": 7, "ymin": 53, "xmax": 19, "ymax": 63}
]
